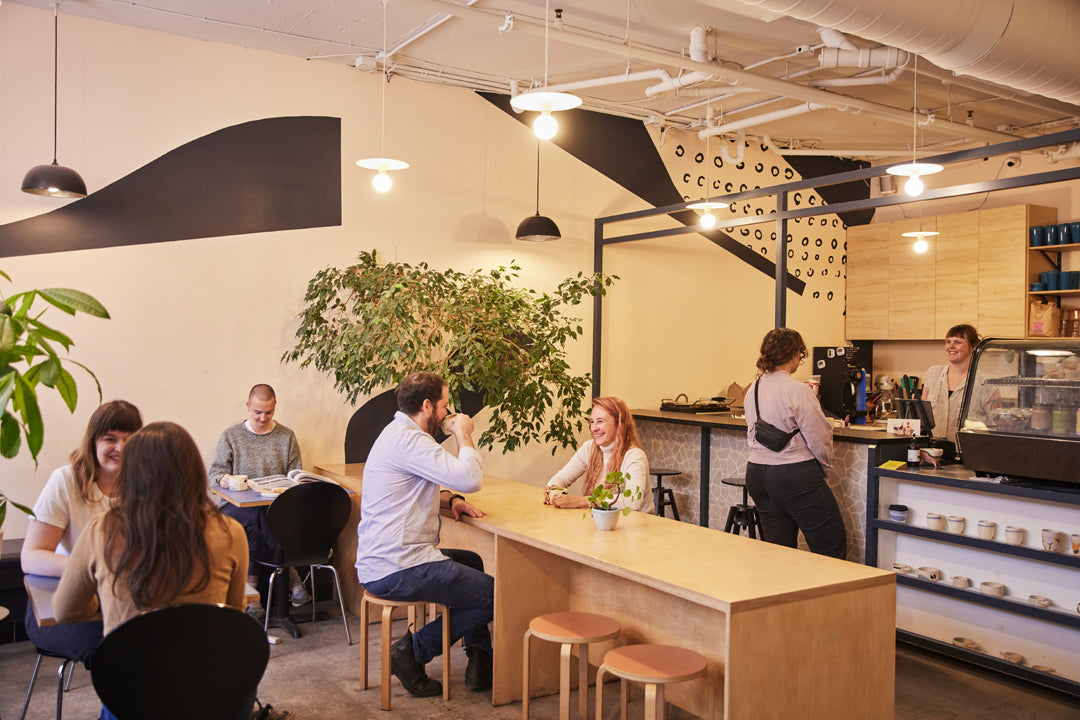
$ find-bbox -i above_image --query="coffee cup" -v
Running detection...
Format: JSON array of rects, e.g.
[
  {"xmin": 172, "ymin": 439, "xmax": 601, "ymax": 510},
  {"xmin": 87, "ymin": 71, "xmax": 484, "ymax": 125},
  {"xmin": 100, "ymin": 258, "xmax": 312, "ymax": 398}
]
[
  {"xmin": 1032, "ymin": 665, "xmax": 1056, "ymax": 674},
  {"xmin": 951, "ymin": 576, "xmax": 971, "ymax": 588},
  {"xmin": 1071, "ymin": 533, "xmax": 1080, "ymax": 555},
  {"xmin": 807, "ymin": 375, "xmax": 821, "ymax": 395},
  {"xmin": 1041, "ymin": 528, "xmax": 1063, "ymax": 552},
  {"xmin": 1028, "ymin": 594, "xmax": 1052, "ymax": 608},
  {"xmin": 917, "ymin": 566, "xmax": 942, "ymax": 581},
  {"xmin": 226, "ymin": 474, "xmax": 248, "ymax": 491},
  {"xmin": 1005, "ymin": 526, "xmax": 1025, "ymax": 545},
  {"xmin": 1000, "ymin": 651, "xmax": 1024, "ymax": 664},
  {"xmin": 888, "ymin": 504, "xmax": 909, "ymax": 523},
  {"xmin": 947, "ymin": 515, "xmax": 966, "ymax": 534},
  {"xmin": 952, "ymin": 636, "xmax": 979, "ymax": 650},
  {"xmin": 981, "ymin": 581, "xmax": 1006, "ymax": 597},
  {"xmin": 977, "ymin": 520, "xmax": 996, "ymax": 540},
  {"xmin": 890, "ymin": 562, "xmax": 913, "ymax": 574},
  {"xmin": 926, "ymin": 512, "xmax": 945, "ymax": 531},
  {"xmin": 1031, "ymin": 225, "xmax": 1047, "ymax": 246},
  {"xmin": 440, "ymin": 413, "xmax": 459, "ymax": 434},
  {"xmin": 1046, "ymin": 224, "xmax": 1061, "ymax": 245}
]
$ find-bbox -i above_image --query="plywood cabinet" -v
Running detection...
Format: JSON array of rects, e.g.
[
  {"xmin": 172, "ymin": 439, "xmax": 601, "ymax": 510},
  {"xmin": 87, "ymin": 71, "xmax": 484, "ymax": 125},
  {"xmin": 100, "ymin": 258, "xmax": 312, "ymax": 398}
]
[{"xmin": 846, "ymin": 205, "xmax": 1055, "ymax": 340}]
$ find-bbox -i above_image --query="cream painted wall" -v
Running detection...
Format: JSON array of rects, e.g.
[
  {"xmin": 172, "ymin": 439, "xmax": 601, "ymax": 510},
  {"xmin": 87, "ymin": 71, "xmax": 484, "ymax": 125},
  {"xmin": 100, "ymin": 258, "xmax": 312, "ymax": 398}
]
[{"xmin": 0, "ymin": 4, "xmax": 649, "ymax": 537}]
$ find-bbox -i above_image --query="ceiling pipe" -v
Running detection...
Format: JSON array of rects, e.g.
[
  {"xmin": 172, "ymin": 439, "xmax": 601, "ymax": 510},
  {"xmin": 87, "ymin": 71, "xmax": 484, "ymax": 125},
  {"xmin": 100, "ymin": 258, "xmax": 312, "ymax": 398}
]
[
  {"xmin": 645, "ymin": 26, "xmax": 715, "ymax": 97},
  {"xmin": 1044, "ymin": 142, "xmax": 1080, "ymax": 163},
  {"xmin": 699, "ymin": 102, "xmax": 828, "ymax": 137},
  {"xmin": 736, "ymin": 0, "xmax": 1080, "ymax": 105},
  {"xmin": 817, "ymin": 26, "xmax": 858, "ymax": 51},
  {"xmin": 412, "ymin": 0, "xmax": 1017, "ymax": 144},
  {"xmin": 535, "ymin": 69, "xmax": 671, "ymax": 95},
  {"xmin": 819, "ymin": 46, "xmax": 909, "ymax": 71},
  {"xmin": 720, "ymin": 130, "xmax": 747, "ymax": 163},
  {"xmin": 812, "ymin": 66, "xmax": 905, "ymax": 87}
]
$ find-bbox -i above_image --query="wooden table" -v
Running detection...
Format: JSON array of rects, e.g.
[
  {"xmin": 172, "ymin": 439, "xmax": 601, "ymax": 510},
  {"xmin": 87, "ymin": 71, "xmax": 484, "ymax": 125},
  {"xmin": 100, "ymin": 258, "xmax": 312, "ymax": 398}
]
[
  {"xmin": 25, "ymin": 574, "xmax": 260, "ymax": 628},
  {"xmin": 315, "ymin": 463, "xmax": 896, "ymax": 719}
]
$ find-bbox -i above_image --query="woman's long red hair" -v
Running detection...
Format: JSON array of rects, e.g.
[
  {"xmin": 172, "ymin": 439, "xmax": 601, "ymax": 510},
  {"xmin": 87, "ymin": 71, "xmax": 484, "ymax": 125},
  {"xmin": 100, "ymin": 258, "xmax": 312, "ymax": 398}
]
[{"xmin": 582, "ymin": 397, "xmax": 641, "ymax": 495}]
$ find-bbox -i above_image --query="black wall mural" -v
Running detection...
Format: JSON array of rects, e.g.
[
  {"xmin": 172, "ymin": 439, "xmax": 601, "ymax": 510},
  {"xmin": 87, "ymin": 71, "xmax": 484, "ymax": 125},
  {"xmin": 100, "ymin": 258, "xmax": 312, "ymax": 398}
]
[
  {"xmin": 0, "ymin": 116, "xmax": 341, "ymax": 259},
  {"xmin": 481, "ymin": 92, "xmax": 807, "ymax": 294}
]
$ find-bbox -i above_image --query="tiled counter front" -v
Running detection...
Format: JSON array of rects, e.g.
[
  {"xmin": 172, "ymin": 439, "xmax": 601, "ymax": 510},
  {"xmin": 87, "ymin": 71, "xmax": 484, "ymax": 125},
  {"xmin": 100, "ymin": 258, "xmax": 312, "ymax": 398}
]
[{"xmin": 635, "ymin": 411, "xmax": 907, "ymax": 564}]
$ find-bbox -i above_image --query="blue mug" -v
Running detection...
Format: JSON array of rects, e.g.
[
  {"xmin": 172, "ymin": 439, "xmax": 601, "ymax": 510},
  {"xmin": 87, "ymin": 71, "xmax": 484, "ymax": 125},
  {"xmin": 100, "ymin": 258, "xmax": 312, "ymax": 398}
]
[
  {"xmin": 1059, "ymin": 224, "xmax": 1071, "ymax": 244},
  {"xmin": 1047, "ymin": 225, "xmax": 1061, "ymax": 244},
  {"xmin": 1031, "ymin": 226, "xmax": 1046, "ymax": 246},
  {"xmin": 1045, "ymin": 270, "xmax": 1061, "ymax": 291},
  {"xmin": 1031, "ymin": 282, "xmax": 1047, "ymax": 292},
  {"xmin": 1070, "ymin": 222, "xmax": 1080, "ymax": 245},
  {"xmin": 1068, "ymin": 271, "xmax": 1080, "ymax": 290}
]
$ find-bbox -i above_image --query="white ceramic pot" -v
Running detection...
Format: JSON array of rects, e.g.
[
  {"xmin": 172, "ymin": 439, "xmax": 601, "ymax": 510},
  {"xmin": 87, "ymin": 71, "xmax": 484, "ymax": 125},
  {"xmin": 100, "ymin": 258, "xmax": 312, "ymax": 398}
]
[{"xmin": 592, "ymin": 507, "xmax": 621, "ymax": 531}]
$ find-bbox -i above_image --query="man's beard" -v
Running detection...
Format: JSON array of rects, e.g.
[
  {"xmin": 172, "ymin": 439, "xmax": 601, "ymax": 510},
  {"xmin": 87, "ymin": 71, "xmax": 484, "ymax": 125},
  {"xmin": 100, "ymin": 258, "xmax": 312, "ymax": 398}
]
[{"xmin": 426, "ymin": 413, "xmax": 441, "ymax": 436}]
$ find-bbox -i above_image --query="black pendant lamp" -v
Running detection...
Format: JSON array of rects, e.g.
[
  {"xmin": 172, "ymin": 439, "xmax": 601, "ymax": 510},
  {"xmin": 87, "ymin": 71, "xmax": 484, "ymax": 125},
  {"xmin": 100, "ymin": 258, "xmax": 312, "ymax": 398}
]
[
  {"xmin": 515, "ymin": 141, "xmax": 560, "ymax": 242},
  {"xmin": 22, "ymin": 3, "xmax": 87, "ymax": 198}
]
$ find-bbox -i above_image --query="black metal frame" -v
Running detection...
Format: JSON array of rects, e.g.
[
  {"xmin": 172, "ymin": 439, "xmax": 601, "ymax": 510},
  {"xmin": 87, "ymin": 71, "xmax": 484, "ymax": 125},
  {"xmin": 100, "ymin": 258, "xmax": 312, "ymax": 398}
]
[{"xmin": 591, "ymin": 127, "xmax": 1080, "ymax": 396}]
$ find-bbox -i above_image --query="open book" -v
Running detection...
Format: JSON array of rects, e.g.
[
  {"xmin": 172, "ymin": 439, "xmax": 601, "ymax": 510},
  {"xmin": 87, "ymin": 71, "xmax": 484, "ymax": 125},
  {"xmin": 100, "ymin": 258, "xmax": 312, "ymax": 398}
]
[{"xmin": 247, "ymin": 469, "xmax": 339, "ymax": 494}]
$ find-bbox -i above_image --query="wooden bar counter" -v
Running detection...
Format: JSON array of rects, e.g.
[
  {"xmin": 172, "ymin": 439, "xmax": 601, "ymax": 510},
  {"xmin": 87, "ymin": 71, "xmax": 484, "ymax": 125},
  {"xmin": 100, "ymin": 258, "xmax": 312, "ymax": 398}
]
[{"xmin": 315, "ymin": 463, "xmax": 895, "ymax": 719}]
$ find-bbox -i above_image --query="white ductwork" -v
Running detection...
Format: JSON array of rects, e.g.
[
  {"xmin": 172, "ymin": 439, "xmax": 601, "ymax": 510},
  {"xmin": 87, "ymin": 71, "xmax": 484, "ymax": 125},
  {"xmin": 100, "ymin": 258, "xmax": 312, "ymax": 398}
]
[
  {"xmin": 817, "ymin": 26, "xmax": 858, "ymax": 51},
  {"xmin": 737, "ymin": 0, "xmax": 1080, "ymax": 105},
  {"xmin": 646, "ymin": 25, "xmax": 716, "ymax": 97},
  {"xmin": 812, "ymin": 66, "xmax": 905, "ymax": 87},
  {"xmin": 818, "ymin": 46, "xmax": 909, "ymax": 71},
  {"xmin": 1045, "ymin": 142, "xmax": 1080, "ymax": 163}
]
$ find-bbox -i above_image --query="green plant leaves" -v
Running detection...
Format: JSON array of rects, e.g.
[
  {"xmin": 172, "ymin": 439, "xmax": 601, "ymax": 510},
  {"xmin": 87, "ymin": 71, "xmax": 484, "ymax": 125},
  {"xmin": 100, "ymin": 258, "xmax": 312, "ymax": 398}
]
[{"xmin": 284, "ymin": 250, "xmax": 617, "ymax": 454}]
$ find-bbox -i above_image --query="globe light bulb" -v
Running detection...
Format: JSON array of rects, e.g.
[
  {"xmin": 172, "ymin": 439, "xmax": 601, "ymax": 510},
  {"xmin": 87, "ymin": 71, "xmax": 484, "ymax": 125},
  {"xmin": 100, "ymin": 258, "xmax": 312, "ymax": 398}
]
[
  {"xmin": 700, "ymin": 211, "xmax": 717, "ymax": 229},
  {"xmin": 372, "ymin": 171, "xmax": 392, "ymax": 193},
  {"xmin": 533, "ymin": 111, "xmax": 558, "ymax": 140},
  {"xmin": 913, "ymin": 239, "xmax": 929, "ymax": 253},
  {"xmin": 904, "ymin": 174, "xmax": 924, "ymax": 197}
]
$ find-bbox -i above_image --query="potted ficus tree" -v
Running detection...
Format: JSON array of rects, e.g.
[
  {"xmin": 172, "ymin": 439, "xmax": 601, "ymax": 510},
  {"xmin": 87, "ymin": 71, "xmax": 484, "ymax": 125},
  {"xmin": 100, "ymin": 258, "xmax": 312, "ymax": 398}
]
[
  {"xmin": 585, "ymin": 470, "xmax": 643, "ymax": 531},
  {"xmin": 1, "ymin": 270, "xmax": 108, "ymax": 544},
  {"xmin": 283, "ymin": 250, "xmax": 617, "ymax": 454}
]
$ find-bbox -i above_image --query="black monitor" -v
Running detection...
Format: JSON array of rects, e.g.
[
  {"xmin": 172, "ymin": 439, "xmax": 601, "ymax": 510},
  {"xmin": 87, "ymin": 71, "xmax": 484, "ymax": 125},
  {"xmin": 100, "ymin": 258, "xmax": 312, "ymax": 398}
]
[{"xmin": 896, "ymin": 397, "xmax": 935, "ymax": 435}]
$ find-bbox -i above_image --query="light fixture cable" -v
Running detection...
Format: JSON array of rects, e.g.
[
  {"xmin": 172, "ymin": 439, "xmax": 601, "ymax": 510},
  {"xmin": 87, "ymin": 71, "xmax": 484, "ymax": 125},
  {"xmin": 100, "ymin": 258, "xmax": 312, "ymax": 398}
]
[{"xmin": 356, "ymin": 0, "xmax": 408, "ymax": 192}]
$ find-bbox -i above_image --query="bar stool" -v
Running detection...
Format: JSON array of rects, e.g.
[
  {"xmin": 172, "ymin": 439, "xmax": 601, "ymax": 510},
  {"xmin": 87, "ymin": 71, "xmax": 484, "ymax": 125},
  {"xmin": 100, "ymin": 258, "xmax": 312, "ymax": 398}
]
[
  {"xmin": 721, "ymin": 476, "xmax": 764, "ymax": 539},
  {"xmin": 359, "ymin": 590, "xmax": 451, "ymax": 710},
  {"xmin": 523, "ymin": 611, "xmax": 621, "ymax": 720},
  {"xmin": 595, "ymin": 644, "xmax": 707, "ymax": 720},
  {"xmin": 649, "ymin": 469, "xmax": 681, "ymax": 521}
]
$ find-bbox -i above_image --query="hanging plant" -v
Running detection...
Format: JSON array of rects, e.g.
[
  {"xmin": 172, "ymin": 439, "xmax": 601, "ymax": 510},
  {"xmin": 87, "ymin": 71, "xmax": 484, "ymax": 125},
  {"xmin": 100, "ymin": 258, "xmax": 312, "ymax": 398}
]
[{"xmin": 283, "ymin": 250, "xmax": 616, "ymax": 453}]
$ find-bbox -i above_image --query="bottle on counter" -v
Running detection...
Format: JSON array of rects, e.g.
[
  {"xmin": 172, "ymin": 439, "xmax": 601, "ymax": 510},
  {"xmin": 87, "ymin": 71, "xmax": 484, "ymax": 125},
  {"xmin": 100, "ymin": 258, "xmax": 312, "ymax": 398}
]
[{"xmin": 907, "ymin": 435, "xmax": 921, "ymax": 466}]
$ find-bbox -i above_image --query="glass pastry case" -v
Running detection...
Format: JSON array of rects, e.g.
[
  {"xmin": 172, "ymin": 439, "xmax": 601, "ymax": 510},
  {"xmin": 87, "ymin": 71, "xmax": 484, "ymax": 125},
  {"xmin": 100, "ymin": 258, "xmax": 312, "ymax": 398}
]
[{"xmin": 958, "ymin": 338, "xmax": 1080, "ymax": 483}]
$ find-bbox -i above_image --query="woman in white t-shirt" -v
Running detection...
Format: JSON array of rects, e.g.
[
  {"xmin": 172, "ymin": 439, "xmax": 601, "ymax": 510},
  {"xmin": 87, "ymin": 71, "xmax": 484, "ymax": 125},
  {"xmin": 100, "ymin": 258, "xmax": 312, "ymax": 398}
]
[
  {"xmin": 19, "ymin": 400, "xmax": 142, "ymax": 666},
  {"xmin": 544, "ymin": 396, "xmax": 652, "ymax": 513}
]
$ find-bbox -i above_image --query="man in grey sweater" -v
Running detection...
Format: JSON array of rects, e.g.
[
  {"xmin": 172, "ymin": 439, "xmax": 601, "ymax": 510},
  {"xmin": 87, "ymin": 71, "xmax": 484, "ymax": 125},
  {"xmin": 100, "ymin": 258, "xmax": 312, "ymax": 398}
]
[{"xmin": 209, "ymin": 384, "xmax": 305, "ymax": 622}]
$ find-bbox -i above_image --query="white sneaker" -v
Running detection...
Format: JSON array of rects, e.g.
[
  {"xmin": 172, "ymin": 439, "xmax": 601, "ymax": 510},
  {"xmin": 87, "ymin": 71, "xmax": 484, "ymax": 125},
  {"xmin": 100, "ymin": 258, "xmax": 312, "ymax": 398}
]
[{"xmin": 290, "ymin": 581, "xmax": 311, "ymax": 607}]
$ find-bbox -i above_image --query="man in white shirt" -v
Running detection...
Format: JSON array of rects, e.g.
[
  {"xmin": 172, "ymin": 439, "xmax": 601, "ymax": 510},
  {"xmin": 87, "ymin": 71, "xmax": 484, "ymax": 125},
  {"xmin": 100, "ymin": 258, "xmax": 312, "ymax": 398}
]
[{"xmin": 355, "ymin": 372, "xmax": 493, "ymax": 697}]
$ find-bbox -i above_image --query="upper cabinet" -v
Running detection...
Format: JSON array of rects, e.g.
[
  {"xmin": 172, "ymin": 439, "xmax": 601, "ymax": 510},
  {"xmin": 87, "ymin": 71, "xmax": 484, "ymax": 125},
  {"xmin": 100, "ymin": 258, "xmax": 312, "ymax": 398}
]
[{"xmin": 846, "ymin": 205, "xmax": 1056, "ymax": 340}]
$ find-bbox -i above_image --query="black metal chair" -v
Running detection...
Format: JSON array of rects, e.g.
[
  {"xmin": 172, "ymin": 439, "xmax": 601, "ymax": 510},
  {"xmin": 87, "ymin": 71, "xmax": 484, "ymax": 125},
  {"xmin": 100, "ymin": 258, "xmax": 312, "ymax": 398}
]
[
  {"xmin": 721, "ymin": 476, "xmax": 765, "ymax": 539},
  {"xmin": 258, "ymin": 481, "xmax": 352, "ymax": 644},
  {"xmin": 90, "ymin": 603, "xmax": 269, "ymax": 720},
  {"xmin": 18, "ymin": 647, "xmax": 77, "ymax": 720},
  {"xmin": 650, "ymin": 468, "xmax": 682, "ymax": 520}
]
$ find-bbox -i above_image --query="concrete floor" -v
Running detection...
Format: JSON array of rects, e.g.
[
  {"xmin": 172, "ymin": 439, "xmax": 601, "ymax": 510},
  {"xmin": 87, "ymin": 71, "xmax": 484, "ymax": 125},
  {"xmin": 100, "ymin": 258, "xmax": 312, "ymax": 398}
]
[{"xmin": 2, "ymin": 607, "xmax": 1079, "ymax": 720}]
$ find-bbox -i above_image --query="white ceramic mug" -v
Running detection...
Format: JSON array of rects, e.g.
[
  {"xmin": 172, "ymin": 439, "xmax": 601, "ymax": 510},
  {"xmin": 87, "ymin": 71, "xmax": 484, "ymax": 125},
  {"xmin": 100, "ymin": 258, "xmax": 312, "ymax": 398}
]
[
  {"xmin": 1041, "ymin": 528, "xmax": 1062, "ymax": 552},
  {"xmin": 917, "ymin": 566, "xmax": 942, "ymax": 581},
  {"xmin": 1028, "ymin": 594, "xmax": 1052, "ymax": 608},
  {"xmin": 977, "ymin": 520, "xmax": 996, "ymax": 540},
  {"xmin": 947, "ymin": 515, "xmax": 966, "ymax": 534},
  {"xmin": 981, "ymin": 581, "xmax": 1006, "ymax": 597},
  {"xmin": 890, "ymin": 562, "xmax": 913, "ymax": 574},
  {"xmin": 1005, "ymin": 526, "xmax": 1025, "ymax": 545},
  {"xmin": 1000, "ymin": 651, "xmax": 1024, "ymax": 664},
  {"xmin": 440, "ymin": 413, "xmax": 459, "ymax": 434},
  {"xmin": 926, "ymin": 512, "xmax": 945, "ymax": 531},
  {"xmin": 951, "ymin": 576, "xmax": 971, "ymax": 588}
]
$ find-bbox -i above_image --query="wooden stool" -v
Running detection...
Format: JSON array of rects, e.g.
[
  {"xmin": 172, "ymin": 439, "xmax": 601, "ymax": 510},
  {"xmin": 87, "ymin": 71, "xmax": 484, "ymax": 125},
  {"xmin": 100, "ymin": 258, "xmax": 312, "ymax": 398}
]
[
  {"xmin": 721, "ymin": 477, "xmax": 764, "ymax": 539},
  {"xmin": 523, "ymin": 611, "xmax": 621, "ymax": 720},
  {"xmin": 359, "ymin": 590, "xmax": 450, "ymax": 710},
  {"xmin": 649, "ymin": 469, "xmax": 681, "ymax": 521},
  {"xmin": 596, "ymin": 644, "xmax": 707, "ymax": 720}
]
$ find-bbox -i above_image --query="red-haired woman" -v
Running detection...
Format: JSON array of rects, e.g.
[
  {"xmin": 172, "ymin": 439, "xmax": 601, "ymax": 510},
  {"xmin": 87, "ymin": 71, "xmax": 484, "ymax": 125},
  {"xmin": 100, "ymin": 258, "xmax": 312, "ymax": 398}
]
[
  {"xmin": 544, "ymin": 396, "xmax": 653, "ymax": 512},
  {"xmin": 745, "ymin": 328, "xmax": 847, "ymax": 559}
]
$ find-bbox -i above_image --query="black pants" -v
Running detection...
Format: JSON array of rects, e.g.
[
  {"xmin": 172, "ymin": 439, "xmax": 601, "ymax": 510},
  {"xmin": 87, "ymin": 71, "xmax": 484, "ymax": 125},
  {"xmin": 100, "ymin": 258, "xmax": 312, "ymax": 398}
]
[{"xmin": 745, "ymin": 459, "xmax": 848, "ymax": 559}]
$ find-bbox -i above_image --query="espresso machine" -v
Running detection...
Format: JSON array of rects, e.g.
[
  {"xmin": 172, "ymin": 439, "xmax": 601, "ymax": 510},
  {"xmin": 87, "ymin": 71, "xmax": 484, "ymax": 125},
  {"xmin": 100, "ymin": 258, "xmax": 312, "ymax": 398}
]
[{"xmin": 813, "ymin": 342, "xmax": 872, "ymax": 424}]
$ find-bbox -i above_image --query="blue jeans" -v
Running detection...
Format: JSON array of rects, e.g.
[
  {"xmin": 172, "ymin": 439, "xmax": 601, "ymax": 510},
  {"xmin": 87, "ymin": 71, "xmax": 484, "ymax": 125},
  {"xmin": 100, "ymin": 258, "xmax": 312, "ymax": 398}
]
[
  {"xmin": 745, "ymin": 459, "xmax": 848, "ymax": 559},
  {"xmin": 24, "ymin": 603, "xmax": 103, "ymax": 668},
  {"xmin": 363, "ymin": 549, "xmax": 493, "ymax": 664}
]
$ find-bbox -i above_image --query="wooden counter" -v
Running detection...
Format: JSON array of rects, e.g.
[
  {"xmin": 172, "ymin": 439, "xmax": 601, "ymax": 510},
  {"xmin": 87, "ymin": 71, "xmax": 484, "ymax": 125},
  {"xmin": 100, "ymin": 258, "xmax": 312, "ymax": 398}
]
[{"xmin": 315, "ymin": 463, "xmax": 895, "ymax": 719}]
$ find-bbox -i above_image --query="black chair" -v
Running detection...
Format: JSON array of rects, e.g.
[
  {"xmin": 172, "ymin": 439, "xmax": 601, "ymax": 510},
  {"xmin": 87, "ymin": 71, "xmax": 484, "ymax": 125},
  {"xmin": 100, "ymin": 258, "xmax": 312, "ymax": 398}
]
[
  {"xmin": 19, "ymin": 647, "xmax": 77, "ymax": 720},
  {"xmin": 721, "ymin": 477, "xmax": 765, "ymax": 539},
  {"xmin": 91, "ymin": 603, "xmax": 269, "ymax": 720},
  {"xmin": 258, "ymin": 481, "xmax": 352, "ymax": 644},
  {"xmin": 650, "ymin": 468, "xmax": 682, "ymax": 520}
]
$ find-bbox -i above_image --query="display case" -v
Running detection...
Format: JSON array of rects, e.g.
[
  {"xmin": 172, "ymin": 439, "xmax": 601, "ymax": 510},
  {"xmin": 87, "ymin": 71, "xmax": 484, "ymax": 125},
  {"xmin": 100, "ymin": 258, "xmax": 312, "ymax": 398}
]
[{"xmin": 958, "ymin": 338, "xmax": 1080, "ymax": 483}]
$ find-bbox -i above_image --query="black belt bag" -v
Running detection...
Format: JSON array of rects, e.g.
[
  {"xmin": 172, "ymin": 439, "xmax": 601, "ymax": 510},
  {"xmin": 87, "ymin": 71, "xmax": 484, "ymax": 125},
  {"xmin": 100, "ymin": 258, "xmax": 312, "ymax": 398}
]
[{"xmin": 753, "ymin": 379, "xmax": 800, "ymax": 452}]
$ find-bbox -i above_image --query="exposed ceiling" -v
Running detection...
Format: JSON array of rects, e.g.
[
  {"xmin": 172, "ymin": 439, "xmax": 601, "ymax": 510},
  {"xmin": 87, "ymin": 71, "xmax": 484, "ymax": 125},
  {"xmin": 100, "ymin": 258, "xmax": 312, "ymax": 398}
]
[{"xmin": 11, "ymin": 0, "xmax": 1080, "ymax": 160}]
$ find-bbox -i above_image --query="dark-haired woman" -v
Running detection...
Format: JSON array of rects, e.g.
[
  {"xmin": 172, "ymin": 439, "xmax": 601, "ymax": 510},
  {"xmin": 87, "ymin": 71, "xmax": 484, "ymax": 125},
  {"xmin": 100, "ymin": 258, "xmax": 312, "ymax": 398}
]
[
  {"xmin": 921, "ymin": 323, "xmax": 979, "ymax": 445},
  {"xmin": 744, "ymin": 328, "xmax": 847, "ymax": 559},
  {"xmin": 20, "ymin": 400, "xmax": 143, "ymax": 666},
  {"xmin": 54, "ymin": 421, "xmax": 249, "ymax": 719}
]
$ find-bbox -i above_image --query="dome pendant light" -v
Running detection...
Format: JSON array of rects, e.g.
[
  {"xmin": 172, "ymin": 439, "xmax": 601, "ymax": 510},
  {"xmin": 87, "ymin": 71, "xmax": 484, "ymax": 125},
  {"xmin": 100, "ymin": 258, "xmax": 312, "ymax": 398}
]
[
  {"xmin": 687, "ymin": 102, "xmax": 727, "ymax": 227},
  {"xmin": 516, "ymin": 141, "xmax": 561, "ymax": 242},
  {"xmin": 22, "ymin": 2, "xmax": 86, "ymax": 198},
  {"xmin": 356, "ymin": 0, "xmax": 408, "ymax": 192},
  {"xmin": 886, "ymin": 55, "xmax": 942, "ymax": 198},
  {"xmin": 509, "ymin": 1, "xmax": 581, "ymax": 139}
]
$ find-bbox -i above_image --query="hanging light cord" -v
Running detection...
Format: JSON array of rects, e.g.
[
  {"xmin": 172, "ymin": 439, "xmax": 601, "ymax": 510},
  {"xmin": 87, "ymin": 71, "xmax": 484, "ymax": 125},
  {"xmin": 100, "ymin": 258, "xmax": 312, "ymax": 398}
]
[
  {"xmin": 911, "ymin": 54, "xmax": 918, "ymax": 164},
  {"xmin": 52, "ymin": 2, "xmax": 60, "ymax": 164},
  {"xmin": 379, "ymin": 0, "xmax": 388, "ymax": 158},
  {"xmin": 543, "ymin": 0, "xmax": 549, "ymax": 88},
  {"xmin": 534, "ymin": 140, "xmax": 541, "ymax": 213}
]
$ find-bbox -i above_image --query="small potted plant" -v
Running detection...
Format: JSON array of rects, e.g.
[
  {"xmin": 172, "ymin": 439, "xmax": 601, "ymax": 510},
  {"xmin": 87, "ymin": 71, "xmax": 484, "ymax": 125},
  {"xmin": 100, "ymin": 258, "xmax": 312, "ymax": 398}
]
[{"xmin": 585, "ymin": 470, "xmax": 643, "ymax": 531}]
